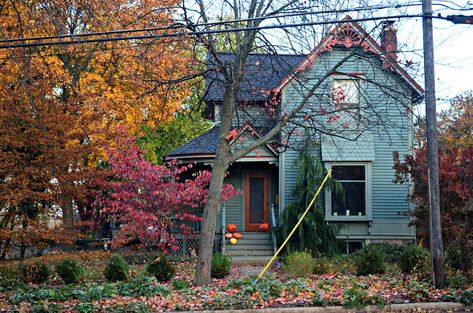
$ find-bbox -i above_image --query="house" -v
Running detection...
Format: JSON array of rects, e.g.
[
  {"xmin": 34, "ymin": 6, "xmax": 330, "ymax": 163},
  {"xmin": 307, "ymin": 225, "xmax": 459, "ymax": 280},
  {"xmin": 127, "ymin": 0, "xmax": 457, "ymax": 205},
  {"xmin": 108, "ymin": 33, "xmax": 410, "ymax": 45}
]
[{"xmin": 166, "ymin": 17, "xmax": 423, "ymax": 260}]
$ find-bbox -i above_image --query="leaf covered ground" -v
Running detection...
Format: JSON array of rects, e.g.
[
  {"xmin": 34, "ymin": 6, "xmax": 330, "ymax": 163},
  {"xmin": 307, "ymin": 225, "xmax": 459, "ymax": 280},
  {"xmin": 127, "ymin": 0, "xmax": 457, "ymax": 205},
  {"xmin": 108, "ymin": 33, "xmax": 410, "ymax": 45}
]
[{"xmin": 0, "ymin": 250, "xmax": 472, "ymax": 312}]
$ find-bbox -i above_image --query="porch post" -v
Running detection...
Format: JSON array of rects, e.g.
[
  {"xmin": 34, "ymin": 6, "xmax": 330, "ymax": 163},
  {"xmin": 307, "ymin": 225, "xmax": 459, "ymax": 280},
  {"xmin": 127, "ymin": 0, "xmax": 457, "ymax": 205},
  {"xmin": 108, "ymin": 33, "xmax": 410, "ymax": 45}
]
[{"xmin": 221, "ymin": 201, "xmax": 226, "ymax": 255}]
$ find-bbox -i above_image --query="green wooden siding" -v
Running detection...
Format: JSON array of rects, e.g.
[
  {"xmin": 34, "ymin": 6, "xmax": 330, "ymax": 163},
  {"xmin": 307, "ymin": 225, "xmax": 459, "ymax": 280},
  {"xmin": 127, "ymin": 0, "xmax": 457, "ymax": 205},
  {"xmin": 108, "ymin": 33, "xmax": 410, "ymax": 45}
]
[
  {"xmin": 280, "ymin": 48, "xmax": 415, "ymax": 240},
  {"xmin": 223, "ymin": 167, "xmax": 245, "ymax": 231},
  {"xmin": 221, "ymin": 164, "xmax": 279, "ymax": 232}
]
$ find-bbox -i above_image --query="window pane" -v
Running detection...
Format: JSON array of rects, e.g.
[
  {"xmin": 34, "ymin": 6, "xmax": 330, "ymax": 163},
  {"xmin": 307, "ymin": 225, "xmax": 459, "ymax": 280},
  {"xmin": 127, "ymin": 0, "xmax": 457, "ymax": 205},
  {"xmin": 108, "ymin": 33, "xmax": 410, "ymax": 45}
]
[
  {"xmin": 332, "ymin": 166, "xmax": 365, "ymax": 180},
  {"xmin": 333, "ymin": 80, "xmax": 359, "ymax": 104},
  {"xmin": 332, "ymin": 181, "xmax": 365, "ymax": 216}
]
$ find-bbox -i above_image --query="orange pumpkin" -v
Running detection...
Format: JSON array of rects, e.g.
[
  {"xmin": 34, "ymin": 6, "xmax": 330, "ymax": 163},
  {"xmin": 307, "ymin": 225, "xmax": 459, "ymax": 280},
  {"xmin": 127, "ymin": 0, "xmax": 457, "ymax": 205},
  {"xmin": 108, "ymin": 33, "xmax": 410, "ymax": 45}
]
[
  {"xmin": 233, "ymin": 233, "xmax": 242, "ymax": 239},
  {"xmin": 227, "ymin": 224, "xmax": 237, "ymax": 233},
  {"xmin": 225, "ymin": 233, "xmax": 233, "ymax": 239},
  {"xmin": 259, "ymin": 223, "xmax": 270, "ymax": 232}
]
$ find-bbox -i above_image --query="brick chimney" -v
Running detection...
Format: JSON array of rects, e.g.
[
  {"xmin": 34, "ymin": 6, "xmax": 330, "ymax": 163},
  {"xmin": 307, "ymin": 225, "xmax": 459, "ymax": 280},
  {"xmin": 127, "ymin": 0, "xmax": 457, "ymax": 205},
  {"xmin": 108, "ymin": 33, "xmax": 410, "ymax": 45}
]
[{"xmin": 380, "ymin": 20, "xmax": 397, "ymax": 60}]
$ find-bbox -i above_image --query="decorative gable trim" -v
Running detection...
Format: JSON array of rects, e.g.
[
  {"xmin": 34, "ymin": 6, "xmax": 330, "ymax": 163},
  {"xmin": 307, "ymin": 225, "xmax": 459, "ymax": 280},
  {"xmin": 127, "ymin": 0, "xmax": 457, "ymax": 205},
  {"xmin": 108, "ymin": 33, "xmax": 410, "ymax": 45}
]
[
  {"xmin": 277, "ymin": 16, "xmax": 424, "ymax": 96},
  {"xmin": 228, "ymin": 121, "xmax": 279, "ymax": 156}
]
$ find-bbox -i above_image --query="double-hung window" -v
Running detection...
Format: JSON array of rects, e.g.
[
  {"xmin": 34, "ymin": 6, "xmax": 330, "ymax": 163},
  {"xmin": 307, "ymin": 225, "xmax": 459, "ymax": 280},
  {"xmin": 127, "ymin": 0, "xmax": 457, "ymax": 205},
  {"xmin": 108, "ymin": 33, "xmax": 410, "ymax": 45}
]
[
  {"xmin": 332, "ymin": 78, "xmax": 362, "ymax": 126},
  {"xmin": 325, "ymin": 163, "xmax": 372, "ymax": 220}
]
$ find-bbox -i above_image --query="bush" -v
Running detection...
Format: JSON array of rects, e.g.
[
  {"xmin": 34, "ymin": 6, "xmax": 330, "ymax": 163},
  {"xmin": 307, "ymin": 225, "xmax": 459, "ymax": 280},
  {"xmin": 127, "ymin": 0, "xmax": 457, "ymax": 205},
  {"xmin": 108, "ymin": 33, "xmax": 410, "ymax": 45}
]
[
  {"xmin": 445, "ymin": 245, "xmax": 468, "ymax": 271},
  {"xmin": 312, "ymin": 257, "xmax": 331, "ymax": 274},
  {"xmin": 21, "ymin": 261, "xmax": 51, "ymax": 284},
  {"xmin": 75, "ymin": 302, "xmax": 94, "ymax": 313},
  {"xmin": 398, "ymin": 244, "xmax": 430, "ymax": 275},
  {"xmin": 331, "ymin": 254, "xmax": 356, "ymax": 274},
  {"xmin": 104, "ymin": 255, "xmax": 129, "ymax": 282},
  {"xmin": 211, "ymin": 252, "xmax": 231, "ymax": 278},
  {"xmin": 445, "ymin": 270, "xmax": 468, "ymax": 289},
  {"xmin": 283, "ymin": 251, "xmax": 314, "ymax": 278},
  {"xmin": 118, "ymin": 275, "xmax": 170, "ymax": 297},
  {"xmin": 343, "ymin": 286, "xmax": 370, "ymax": 308},
  {"xmin": 146, "ymin": 254, "xmax": 175, "ymax": 282},
  {"xmin": 55, "ymin": 258, "xmax": 84, "ymax": 284},
  {"xmin": 369, "ymin": 243, "xmax": 405, "ymax": 263},
  {"xmin": 354, "ymin": 245, "xmax": 386, "ymax": 275},
  {"xmin": 460, "ymin": 289, "xmax": 473, "ymax": 305},
  {"xmin": 0, "ymin": 264, "xmax": 23, "ymax": 290},
  {"xmin": 171, "ymin": 279, "xmax": 189, "ymax": 290},
  {"xmin": 31, "ymin": 303, "xmax": 60, "ymax": 313}
]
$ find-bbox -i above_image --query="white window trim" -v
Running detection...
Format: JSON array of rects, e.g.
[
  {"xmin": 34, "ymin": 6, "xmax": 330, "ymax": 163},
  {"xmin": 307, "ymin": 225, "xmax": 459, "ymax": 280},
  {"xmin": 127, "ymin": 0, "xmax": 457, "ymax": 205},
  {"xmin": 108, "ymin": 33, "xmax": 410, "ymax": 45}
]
[{"xmin": 324, "ymin": 162, "xmax": 372, "ymax": 222}]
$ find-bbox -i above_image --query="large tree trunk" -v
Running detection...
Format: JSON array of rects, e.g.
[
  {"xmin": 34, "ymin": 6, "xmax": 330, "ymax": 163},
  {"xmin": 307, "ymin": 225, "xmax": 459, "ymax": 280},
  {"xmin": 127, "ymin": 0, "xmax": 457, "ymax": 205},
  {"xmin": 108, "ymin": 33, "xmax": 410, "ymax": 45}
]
[
  {"xmin": 195, "ymin": 70, "xmax": 236, "ymax": 285},
  {"xmin": 195, "ymin": 158, "xmax": 229, "ymax": 285}
]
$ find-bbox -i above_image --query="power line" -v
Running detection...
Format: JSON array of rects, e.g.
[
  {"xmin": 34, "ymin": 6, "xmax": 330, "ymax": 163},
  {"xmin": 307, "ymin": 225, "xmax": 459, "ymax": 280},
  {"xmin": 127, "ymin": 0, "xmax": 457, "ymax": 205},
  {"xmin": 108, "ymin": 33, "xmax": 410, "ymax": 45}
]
[
  {"xmin": 1, "ymin": 1, "xmax": 460, "ymax": 45},
  {"xmin": 0, "ymin": 14, "xmax": 449, "ymax": 49}
]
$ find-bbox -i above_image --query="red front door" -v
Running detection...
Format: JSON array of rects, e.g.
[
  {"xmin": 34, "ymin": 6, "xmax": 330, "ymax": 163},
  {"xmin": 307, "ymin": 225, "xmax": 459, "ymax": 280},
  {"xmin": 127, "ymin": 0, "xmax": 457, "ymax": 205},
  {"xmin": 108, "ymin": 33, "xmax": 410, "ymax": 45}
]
[{"xmin": 245, "ymin": 171, "xmax": 269, "ymax": 231}]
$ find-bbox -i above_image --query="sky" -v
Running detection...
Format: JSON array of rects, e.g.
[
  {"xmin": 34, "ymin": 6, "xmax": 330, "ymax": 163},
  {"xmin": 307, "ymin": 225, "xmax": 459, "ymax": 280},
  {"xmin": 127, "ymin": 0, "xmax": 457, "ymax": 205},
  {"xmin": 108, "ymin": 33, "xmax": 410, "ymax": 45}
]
[
  {"xmin": 395, "ymin": 3, "xmax": 473, "ymax": 111},
  {"xmin": 185, "ymin": 0, "xmax": 473, "ymax": 112}
]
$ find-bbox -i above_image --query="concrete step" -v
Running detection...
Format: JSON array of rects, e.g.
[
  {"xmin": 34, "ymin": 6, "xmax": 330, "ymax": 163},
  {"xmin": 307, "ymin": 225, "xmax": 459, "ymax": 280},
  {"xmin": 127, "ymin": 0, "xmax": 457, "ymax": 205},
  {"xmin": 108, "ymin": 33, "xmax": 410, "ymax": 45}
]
[
  {"xmin": 229, "ymin": 255, "xmax": 274, "ymax": 265},
  {"xmin": 225, "ymin": 249, "xmax": 274, "ymax": 257},
  {"xmin": 222, "ymin": 232, "xmax": 275, "ymax": 261},
  {"xmin": 226, "ymin": 244, "xmax": 273, "ymax": 251},
  {"xmin": 226, "ymin": 239, "xmax": 271, "ymax": 245},
  {"xmin": 236, "ymin": 232, "xmax": 271, "ymax": 239}
]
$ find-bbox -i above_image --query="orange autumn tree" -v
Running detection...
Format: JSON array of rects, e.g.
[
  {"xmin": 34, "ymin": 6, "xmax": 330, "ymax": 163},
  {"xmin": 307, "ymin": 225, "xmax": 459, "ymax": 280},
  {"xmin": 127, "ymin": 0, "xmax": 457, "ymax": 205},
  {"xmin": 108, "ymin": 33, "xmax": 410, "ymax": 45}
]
[{"xmin": 0, "ymin": 0, "xmax": 196, "ymax": 257}]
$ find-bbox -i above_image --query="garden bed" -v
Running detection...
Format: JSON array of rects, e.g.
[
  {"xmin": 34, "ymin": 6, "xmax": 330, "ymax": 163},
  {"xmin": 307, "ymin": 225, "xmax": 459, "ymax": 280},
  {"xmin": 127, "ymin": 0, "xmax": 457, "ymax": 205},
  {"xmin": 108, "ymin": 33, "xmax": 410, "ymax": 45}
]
[{"xmin": 0, "ymin": 250, "xmax": 471, "ymax": 312}]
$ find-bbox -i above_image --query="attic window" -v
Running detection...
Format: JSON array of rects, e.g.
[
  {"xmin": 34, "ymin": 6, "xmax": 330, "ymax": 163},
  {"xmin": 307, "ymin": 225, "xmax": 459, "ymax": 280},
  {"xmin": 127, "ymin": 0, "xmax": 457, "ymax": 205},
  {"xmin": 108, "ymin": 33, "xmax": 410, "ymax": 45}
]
[
  {"xmin": 331, "ymin": 78, "xmax": 363, "ymax": 126},
  {"xmin": 332, "ymin": 79, "xmax": 360, "ymax": 106}
]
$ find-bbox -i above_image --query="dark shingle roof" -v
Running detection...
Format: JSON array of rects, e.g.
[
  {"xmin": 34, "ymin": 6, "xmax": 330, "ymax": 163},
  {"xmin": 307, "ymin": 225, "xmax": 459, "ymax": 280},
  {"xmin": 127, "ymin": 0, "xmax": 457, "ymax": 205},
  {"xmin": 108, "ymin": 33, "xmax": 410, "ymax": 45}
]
[
  {"xmin": 205, "ymin": 53, "xmax": 306, "ymax": 102},
  {"xmin": 166, "ymin": 126, "xmax": 220, "ymax": 157}
]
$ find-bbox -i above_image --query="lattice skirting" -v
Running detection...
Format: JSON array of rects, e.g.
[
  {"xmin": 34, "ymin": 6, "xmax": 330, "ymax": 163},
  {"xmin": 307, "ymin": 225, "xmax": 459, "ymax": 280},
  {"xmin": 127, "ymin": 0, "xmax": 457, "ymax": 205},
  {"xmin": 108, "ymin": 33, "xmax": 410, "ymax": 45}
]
[{"xmin": 172, "ymin": 234, "xmax": 200, "ymax": 256}]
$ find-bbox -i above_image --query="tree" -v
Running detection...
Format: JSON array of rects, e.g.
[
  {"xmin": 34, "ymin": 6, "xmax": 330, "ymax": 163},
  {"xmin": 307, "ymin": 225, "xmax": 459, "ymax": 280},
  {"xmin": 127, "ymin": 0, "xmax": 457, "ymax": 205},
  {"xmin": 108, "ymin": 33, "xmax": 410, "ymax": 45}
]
[
  {"xmin": 438, "ymin": 92, "xmax": 473, "ymax": 149},
  {"xmin": 181, "ymin": 1, "xmax": 421, "ymax": 285},
  {"xmin": 393, "ymin": 92, "xmax": 473, "ymax": 275},
  {"xmin": 279, "ymin": 136, "xmax": 342, "ymax": 255},
  {"xmin": 0, "ymin": 40, "xmax": 91, "ymax": 259},
  {"xmin": 0, "ymin": 0, "xmax": 196, "ymax": 238},
  {"xmin": 95, "ymin": 134, "xmax": 237, "ymax": 250},
  {"xmin": 138, "ymin": 96, "xmax": 212, "ymax": 164}
]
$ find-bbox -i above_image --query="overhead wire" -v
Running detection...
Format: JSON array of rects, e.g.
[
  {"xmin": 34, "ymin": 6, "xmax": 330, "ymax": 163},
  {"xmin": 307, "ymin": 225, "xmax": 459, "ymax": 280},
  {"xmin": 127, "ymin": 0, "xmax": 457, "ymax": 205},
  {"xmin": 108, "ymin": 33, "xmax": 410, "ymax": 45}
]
[
  {"xmin": 0, "ymin": 0, "xmax": 467, "ymax": 46},
  {"xmin": 0, "ymin": 14, "xmax": 453, "ymax": 49}
]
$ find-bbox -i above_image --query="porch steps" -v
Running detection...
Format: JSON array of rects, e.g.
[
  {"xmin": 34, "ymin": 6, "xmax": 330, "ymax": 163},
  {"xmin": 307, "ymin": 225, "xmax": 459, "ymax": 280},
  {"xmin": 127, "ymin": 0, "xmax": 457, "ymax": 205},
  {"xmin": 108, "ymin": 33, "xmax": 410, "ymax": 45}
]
[{"xmin": 224, "ymin": 232, "xmax": 274, "ymax": 264}]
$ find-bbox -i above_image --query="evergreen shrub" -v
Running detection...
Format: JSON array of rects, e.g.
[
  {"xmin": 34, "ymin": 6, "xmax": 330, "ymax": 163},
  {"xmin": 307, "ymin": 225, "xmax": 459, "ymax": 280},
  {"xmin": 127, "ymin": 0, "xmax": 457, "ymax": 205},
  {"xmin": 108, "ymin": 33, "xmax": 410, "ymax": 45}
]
[
  {"xmin": 211, "ymin": 252, "xmax": 231, "ymax": 278},
  {"xmin": 398, "ymin": 244, "xmax": 430, "ymax": 275},
  {"xmin": 21, "ymin": 261, "xmax": 51, "ymax": 284},
  {"xmin": 354, "ymin": 245, "xmax": 386, "ymax": 275},
  {"xmin": 55, "ymin": 258, "xmax": 84, "ymax": 284},
  {"xmin": 146, "ymin": 254, "xmax": 175, "ymax": 282},
  {"xmin": 104, "ymin": 254, "xmax": 129, "ymax": 282}
]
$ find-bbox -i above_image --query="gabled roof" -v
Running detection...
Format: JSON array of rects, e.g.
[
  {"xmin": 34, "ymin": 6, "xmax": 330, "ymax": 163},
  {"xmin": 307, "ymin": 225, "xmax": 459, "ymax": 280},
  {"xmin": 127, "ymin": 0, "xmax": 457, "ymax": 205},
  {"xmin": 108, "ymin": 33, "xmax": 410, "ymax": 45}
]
[
  {"xmin": 166, "ymin": 126, "xmax": 220, "ymax": 159},
  {"xmin": 205, "ymin": 53, "xmax": 306, "ymax": 102},
  {"xmin": 277, "ymin": 16, "xmax": 424, "ymax": 97},
  {"xmin": 165, "ymin": 122, "xmax": 278, "ymax": 160}
]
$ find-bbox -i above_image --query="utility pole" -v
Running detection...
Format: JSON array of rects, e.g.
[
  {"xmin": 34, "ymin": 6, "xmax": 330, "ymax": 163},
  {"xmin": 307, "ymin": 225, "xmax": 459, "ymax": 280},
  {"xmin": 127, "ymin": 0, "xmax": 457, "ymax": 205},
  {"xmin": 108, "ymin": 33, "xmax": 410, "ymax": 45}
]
[{"xmin": 422, "ymin": 0, "xmax": 445, "ymax": 288}]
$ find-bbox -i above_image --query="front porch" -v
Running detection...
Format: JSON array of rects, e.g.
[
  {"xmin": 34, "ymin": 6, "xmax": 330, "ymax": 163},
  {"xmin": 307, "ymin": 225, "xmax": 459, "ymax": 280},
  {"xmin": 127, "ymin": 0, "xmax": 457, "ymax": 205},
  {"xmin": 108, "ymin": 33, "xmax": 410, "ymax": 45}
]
[{"xmin": 170, "ymin": 162, "xmax": 279, "ymax": 262}]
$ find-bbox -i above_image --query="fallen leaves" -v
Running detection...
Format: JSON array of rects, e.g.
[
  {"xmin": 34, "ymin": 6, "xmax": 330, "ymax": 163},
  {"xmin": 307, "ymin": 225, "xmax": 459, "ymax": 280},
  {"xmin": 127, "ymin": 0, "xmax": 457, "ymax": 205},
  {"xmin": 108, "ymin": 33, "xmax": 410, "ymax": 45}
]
[{"xmin": 0, "ymin": 252, "xmax": 471, "ymax": 312}]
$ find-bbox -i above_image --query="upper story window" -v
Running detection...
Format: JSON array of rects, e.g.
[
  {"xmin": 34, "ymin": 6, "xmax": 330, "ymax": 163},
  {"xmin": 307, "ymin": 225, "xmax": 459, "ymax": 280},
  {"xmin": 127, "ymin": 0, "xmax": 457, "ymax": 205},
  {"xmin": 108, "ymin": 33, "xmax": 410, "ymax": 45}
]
[
  {"xmin": 332, "ymin": 79, "xmax": 360, "ymax": 106},
  {"xmin": 331, "ymin": 78, "xmax": 363, "ymax": 127},
  {"xmin": 325, "ymin": 163, "xmax": 372, "ymax": 221}
]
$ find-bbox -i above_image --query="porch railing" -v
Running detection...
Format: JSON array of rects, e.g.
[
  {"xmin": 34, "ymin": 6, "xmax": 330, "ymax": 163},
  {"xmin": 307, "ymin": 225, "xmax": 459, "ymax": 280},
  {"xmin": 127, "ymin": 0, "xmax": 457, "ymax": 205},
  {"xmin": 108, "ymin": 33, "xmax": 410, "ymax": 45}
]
[
  {"xmin": 220, "ymin": 202, "xmax": 226, "ymax": 255},
  {"xmin": 270, "ymin": 203, "xmax": 278, "ymax": 255}
]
